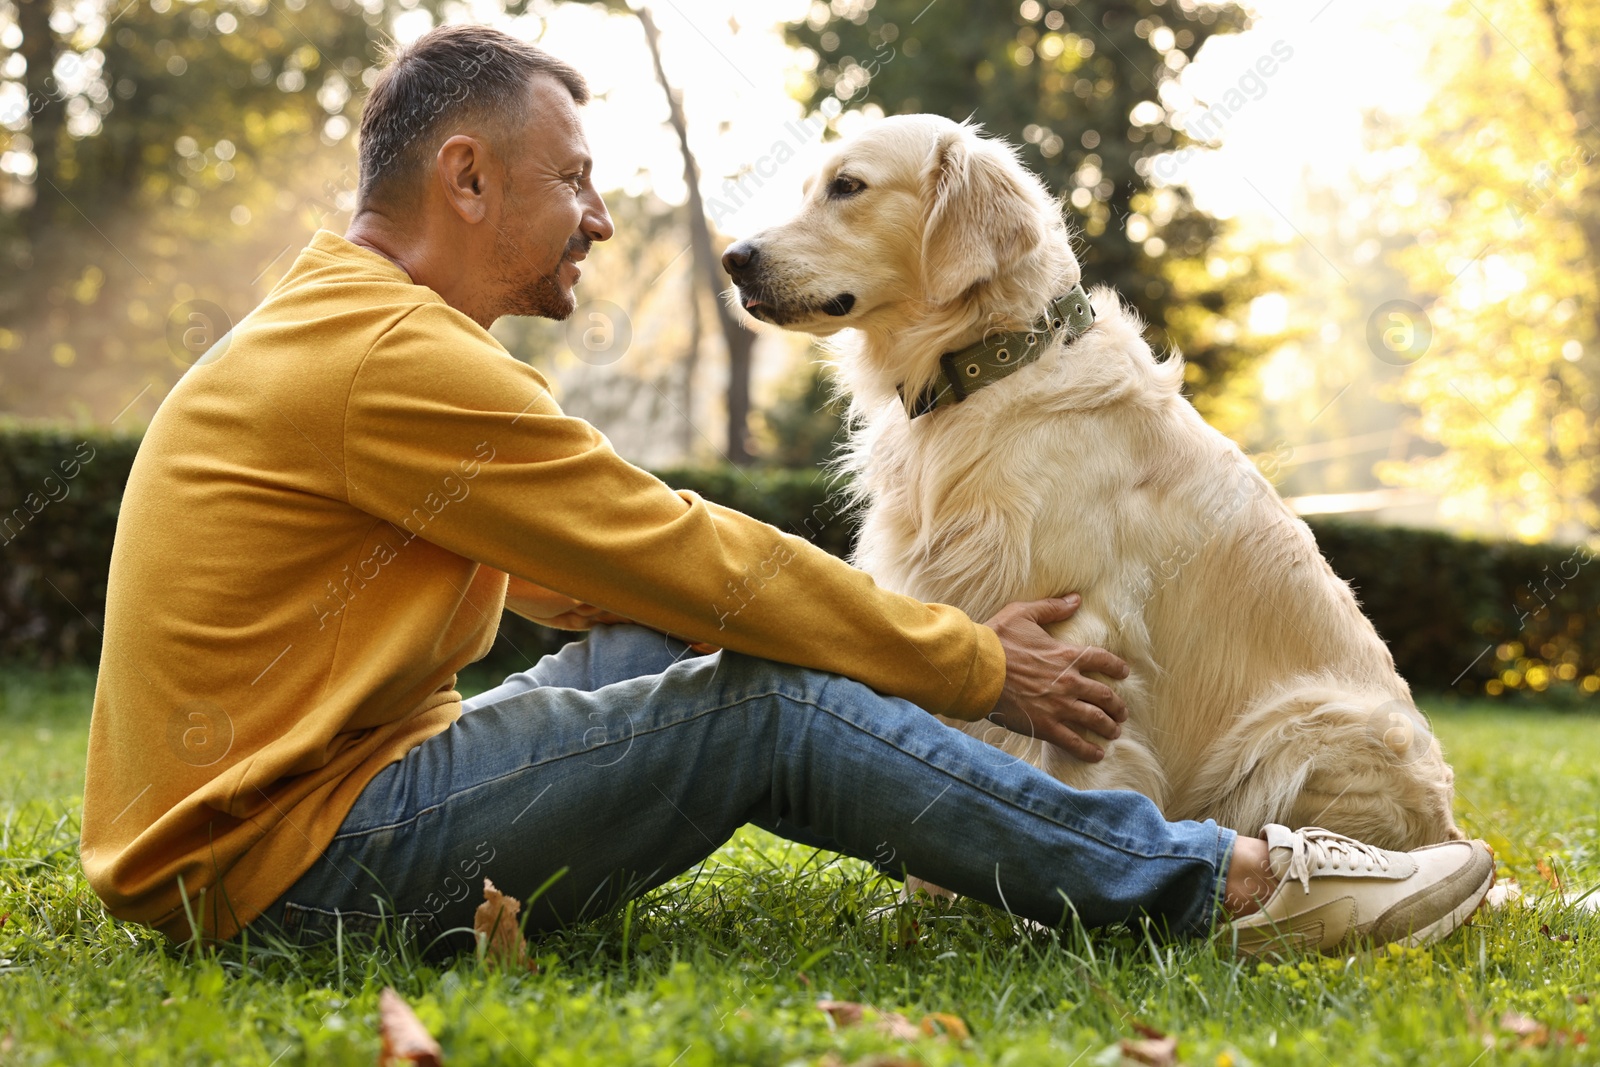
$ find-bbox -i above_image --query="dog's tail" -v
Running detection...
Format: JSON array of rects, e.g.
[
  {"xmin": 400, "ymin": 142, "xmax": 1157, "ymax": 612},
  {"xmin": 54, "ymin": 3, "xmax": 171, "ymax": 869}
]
[{"xmin": 1184, "ymin": 681, "xmax": 1462, "ymax": 851}]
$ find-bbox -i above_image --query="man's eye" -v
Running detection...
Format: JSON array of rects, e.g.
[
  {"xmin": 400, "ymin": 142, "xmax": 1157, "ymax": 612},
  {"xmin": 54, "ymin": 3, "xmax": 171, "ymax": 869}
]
[{"xmin": 827, "ymin": 175, "xmax": 866, "ymax": 199}]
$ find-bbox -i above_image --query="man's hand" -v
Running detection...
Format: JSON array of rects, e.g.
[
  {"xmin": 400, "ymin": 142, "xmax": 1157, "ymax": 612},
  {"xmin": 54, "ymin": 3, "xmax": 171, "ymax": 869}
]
[
  {"xmin": 982, "ymin": 595, "xmax": 1129, "ymax": 763},
  {"xmin": 504, "ymin": 576, "xmax": 719, "ymax": 652}
]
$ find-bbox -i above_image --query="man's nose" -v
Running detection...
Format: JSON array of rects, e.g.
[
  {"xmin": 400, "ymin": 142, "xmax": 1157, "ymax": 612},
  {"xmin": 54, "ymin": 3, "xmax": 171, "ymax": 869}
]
[
  {"xmin": 584, "ymin": 189, "xmax": 614, "ymax": 243},
  {"xmin": 722, "ymin": 240, "xmax": 757, "ymax": 281}
]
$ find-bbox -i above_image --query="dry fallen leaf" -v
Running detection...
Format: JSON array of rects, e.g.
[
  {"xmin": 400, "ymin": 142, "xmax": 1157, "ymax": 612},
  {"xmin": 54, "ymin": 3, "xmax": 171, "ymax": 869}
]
[
  {"xmin": 1118, "ymin": 1034, "xmax": 1178, "ymax": 1066},
  {"xmin": 1537, "ymin": 857, "xmax": 1565, "ymax": 895},
  {"xmin": 818, "ymin": 999, "xmax": 865, "ymax": 1027},
  {"xmin": 1540, "ymin": 923, "xmax": 1573, "ymax": 943},
  {"xmin": 816, "ymin": 1000, "xmax": 968, "ymax": 1044},
  {"xmin": 472, "ymin": 878, "xmax": 528, "ymax": 969},
  {"xmin": 1498, "ymin": 1010, "xmax": 1549, "ymax": 1048},
  {"xmin": 919, "ymin": 1013, "xmax": 970, "ymax": 1041},
  {"xmin": 877, "ymin": 1014, "xmax": 924, "ymax": 1043},
  {"xmin": 817, "ymin": 999, "xmax": 926, "ymax": 1041},
  {"xmin": 377, "ymin": 987, "xmax": 443, "ymax": 1067}
]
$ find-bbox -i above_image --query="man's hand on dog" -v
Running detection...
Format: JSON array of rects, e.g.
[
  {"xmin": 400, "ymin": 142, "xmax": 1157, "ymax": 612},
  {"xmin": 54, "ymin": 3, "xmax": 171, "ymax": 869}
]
[{"xmin": 982, "ymin": 595, "xmax": 1129, "ymax": 762}]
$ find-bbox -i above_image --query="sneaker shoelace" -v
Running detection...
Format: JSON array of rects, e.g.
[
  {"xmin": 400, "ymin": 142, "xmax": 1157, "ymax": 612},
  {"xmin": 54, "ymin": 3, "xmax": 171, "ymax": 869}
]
[{"xmin": 1282, "ymin": 827, "xmax": 1392, "ymax": 893}]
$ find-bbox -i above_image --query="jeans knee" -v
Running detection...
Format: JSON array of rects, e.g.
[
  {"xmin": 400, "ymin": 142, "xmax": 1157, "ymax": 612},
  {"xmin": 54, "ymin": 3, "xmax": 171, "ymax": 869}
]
[
  {"xmin": 584, "ymin": 623, "xmax": 696, "ymax": 682},
  {"xmin": 709, "ymin": 650, "xmax": 835, "ymax": 704}
]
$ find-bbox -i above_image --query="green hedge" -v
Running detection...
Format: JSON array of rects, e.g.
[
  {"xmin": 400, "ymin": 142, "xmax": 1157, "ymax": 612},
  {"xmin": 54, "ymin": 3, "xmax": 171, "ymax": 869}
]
[{"xmin": 3, "ymin": 424, "xmax": 1596, "ymax": 701}]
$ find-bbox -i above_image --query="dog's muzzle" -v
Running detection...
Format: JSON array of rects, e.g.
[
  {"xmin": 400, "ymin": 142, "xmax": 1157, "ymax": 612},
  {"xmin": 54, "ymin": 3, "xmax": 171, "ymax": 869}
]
[{"xmin": 723, "ymin": 240, "xmax": 856, "ymax": 322}]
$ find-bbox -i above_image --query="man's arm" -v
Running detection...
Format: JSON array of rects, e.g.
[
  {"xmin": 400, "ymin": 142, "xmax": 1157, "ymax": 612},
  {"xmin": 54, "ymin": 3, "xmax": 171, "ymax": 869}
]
[
  {"xmin": 503, "ymin": 573, "xmax": 624, "ymax": 629},
  {"xmin": 343, "ymin": 302, "xmax": 1119, "ymax": 730},
  {"xmin": 504, "ymin": 574, "xmax": 721, "ymax": 653}
]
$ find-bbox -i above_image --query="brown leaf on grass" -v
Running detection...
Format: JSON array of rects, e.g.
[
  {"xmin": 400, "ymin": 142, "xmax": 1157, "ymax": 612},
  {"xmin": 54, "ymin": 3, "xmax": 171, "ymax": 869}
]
[
  {"xmin": 1497, "ymin": 1011, "xmax": 1549, "ymax": 1048},
  {"xmin": 918, "ymin": 1013, "xmax": 970, "ymax": 1041},
  {"xmin": 1540, "ymin": 923, "xmax": 1573, "ymax": 943},
  {"xmin": 878, "ymin": 1015, "xmax": 925, "ymax": 1042},
  {"xmin": 816, "ymin": 1001, "xmax": 968, "ymax": 1044},
  {"xmin": 472, "ymin": 878, "xmax": 528, "ymax": 969},
  {"xmin": 1118, "ymin": 1034, "xmax": 1178, "ymax": 1066},
  {"xmin": 1129, "ymin": 1019, "xmax": 1167, "ymax": 1041},
  {"xmin": 818, "ymin": 999, "xmax": 866, "ymax": 1027},
  {"xmin": 1537, "ymin": 857, "xmax": 1565, "ymax": 895},
  {"xmin": 377, "ymin": 987, "xmax": 443, "ymax": 1067},
  {"xmin": 818, "ymin": 999, "xmax": 920, "ymax": 1040},
  {"xmin": 0, "ymin": 911, "xmax": 10, "ymax": 930}
]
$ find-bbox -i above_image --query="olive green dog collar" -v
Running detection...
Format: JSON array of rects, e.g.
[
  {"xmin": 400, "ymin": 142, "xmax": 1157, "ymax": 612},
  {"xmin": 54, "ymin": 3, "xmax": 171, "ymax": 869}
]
[{"xmin": 897, "ymin": 284, "xmax": 1096, "ymax": 420}]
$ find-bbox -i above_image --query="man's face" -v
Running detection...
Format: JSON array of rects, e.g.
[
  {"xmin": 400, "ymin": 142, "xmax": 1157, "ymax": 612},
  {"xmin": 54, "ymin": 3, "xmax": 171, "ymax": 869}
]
[{"xmin": 491, "ymin": 75, "xmax": 613, "ymax": 321}]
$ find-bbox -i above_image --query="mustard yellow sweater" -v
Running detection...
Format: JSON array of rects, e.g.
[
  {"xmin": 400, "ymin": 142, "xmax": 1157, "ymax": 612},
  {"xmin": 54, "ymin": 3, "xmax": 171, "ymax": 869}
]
[{"xmin": 80, "ymin": 229, "xmax": 1006, "ymax": 942}]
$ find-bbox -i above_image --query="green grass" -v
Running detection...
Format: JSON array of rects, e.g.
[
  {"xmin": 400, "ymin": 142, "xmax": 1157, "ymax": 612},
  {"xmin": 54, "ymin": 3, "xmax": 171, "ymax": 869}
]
[{"xmin": 2, "ymin": 666, "xmax": 1597, "ymax": 1065}]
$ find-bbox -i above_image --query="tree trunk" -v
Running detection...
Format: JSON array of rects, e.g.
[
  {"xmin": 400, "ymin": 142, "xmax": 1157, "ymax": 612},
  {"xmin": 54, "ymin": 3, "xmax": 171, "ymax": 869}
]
[
  {"xmin": 16, "ymin": 0, "xmax": 68, "ymax": 252},
  {"xmin": 682, "ymin": 274, "xmax": 702, "ymax": 458},
  {"xmin": 636, "ymin": 6, "xmax": 757, "ymax": 465}
]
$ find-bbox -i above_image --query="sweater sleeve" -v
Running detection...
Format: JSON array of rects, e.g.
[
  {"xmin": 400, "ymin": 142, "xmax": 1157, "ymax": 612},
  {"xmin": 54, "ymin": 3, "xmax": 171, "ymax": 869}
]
[{"xmin": 341, "ymin": 303, "xmax": 1006, "ymax": 720}]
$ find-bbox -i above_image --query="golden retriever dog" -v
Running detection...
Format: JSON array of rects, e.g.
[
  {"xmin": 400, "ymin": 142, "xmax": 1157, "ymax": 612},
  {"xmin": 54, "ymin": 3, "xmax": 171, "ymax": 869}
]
[{"xmin": 722, "ymin": 115, "xmax": 1462, "ymax": 858}]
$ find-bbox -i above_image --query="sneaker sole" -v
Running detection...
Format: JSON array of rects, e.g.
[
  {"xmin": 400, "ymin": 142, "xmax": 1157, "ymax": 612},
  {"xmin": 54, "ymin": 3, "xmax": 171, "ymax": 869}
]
[{"xmin": 1398, "ymin": 860, "xmax": 1497, "ymax": 948}]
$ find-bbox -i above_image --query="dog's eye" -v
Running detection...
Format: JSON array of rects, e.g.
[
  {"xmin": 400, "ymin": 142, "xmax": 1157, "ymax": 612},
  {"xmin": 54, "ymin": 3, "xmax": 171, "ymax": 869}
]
[{"xmin": 827, "ymin": 175, "xmax": 866, "ymax": 199}]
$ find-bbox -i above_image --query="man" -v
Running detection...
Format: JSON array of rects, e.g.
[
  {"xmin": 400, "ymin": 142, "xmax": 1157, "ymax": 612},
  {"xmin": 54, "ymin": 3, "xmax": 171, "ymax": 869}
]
[{"xmin": 81, "ymin": 24, "xmax": 1494, "ymax": 961}]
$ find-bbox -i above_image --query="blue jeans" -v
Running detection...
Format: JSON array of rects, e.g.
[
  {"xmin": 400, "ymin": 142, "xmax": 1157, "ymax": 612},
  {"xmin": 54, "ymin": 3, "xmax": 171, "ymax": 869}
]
[{"xmin": 240, "ymin": 624, "xmax": 1234, "ymax": 957}]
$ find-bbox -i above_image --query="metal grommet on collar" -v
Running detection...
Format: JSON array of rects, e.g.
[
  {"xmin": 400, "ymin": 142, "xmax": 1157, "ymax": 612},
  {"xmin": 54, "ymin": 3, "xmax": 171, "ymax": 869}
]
[{"xmin": 902, "ymin": 282, "xmax": 1093, "ymax": 420}]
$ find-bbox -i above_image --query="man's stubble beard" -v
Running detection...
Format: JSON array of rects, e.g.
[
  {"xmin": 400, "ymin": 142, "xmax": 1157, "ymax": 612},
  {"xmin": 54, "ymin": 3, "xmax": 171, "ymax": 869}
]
[{"xmin": 494, "ymin": 225, "xmax": 578, "ymax": 321}]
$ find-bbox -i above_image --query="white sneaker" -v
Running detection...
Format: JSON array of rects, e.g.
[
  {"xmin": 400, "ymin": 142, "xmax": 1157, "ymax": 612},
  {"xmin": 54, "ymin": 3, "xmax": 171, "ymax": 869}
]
[{"xmin": 1220, "ymin": 824, "xmax": 1495, "ymax": 959}]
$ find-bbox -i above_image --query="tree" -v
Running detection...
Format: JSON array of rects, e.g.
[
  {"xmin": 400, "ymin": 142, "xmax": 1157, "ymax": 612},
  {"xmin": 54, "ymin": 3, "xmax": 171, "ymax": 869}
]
[
  {"xmin": 633, "ymin": 6, "xmax": 758, "ymax": 464},
  {"xmin": 785, "ymin": 0, "xmax": 1269, "ymax": 420},
  {"xmin": 1374, "ymin": 0, "xmax": 1600, "ymax": 539},
  {"xmin": 1, "ymin": 0, "xmax": 400, "ymax": 421},
  {"xmin": 761, "ymin": 363, "xmax": 846, "ymax": 469},
  {"xmin": 567, "ymin": 1, "xmax": 761, "ymax": 464}
]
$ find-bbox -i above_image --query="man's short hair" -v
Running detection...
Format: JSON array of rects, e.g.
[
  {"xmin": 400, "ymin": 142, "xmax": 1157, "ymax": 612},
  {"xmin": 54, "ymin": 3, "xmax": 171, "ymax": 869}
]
[{"xmin": 356, "ymin": 24, "xmax": 589, "ymax": 208}]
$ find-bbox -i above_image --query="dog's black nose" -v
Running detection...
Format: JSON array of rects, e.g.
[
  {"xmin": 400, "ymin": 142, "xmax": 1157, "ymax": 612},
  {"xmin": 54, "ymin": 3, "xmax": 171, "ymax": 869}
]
[{"xmin": 722, "ymin": 240, "xmax": 757, "ymax": 280}]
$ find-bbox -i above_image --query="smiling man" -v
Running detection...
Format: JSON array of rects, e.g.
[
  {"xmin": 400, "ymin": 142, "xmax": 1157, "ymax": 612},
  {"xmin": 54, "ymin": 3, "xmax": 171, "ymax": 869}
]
[{"xmin": 80, "ymin": 24, "xmax": 1493, "ymax": 961}]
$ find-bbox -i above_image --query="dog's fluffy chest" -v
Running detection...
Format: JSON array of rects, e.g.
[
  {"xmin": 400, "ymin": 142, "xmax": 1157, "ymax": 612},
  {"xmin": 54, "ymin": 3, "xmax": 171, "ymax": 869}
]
[{"xmin": 849, "ymin": 397, "xmax": 1161, "ymax": 629}]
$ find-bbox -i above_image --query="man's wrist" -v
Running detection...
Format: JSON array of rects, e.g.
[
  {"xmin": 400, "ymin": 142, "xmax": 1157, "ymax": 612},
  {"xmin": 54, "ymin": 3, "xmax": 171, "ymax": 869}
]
[{"xmin": 944, "ymin": 622, "xmax": 1007, "ymax": 721}]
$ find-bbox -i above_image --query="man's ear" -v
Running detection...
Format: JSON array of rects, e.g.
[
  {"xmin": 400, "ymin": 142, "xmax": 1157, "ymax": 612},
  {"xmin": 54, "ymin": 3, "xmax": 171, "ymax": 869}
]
[
  {"xmin": 436, "ymin": 134, "xmax": 491, "ymax": 223},
  {"xmin": 920, "ymin": 127, "xmax": 1044, "ymax": 306}
]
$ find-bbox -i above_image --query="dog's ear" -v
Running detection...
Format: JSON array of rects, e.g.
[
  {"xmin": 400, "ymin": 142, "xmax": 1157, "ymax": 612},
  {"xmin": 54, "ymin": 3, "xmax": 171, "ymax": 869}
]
[{"xmin": 920, "ymin": 127, "xmax": 1044, "ymax": 306}]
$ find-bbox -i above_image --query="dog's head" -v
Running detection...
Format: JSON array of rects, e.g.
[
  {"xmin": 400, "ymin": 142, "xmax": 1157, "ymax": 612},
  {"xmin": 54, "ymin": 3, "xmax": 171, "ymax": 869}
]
[{"xmin": 723, "ymin": 115, "xmax": 1076, "ymax": 337}]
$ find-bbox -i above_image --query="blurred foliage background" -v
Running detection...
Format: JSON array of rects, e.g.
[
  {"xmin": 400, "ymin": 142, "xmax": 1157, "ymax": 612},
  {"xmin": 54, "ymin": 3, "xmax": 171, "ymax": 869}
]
[{"xmin": 1, "ymin": 0, "xmax": 1597, "ymax": 697}]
